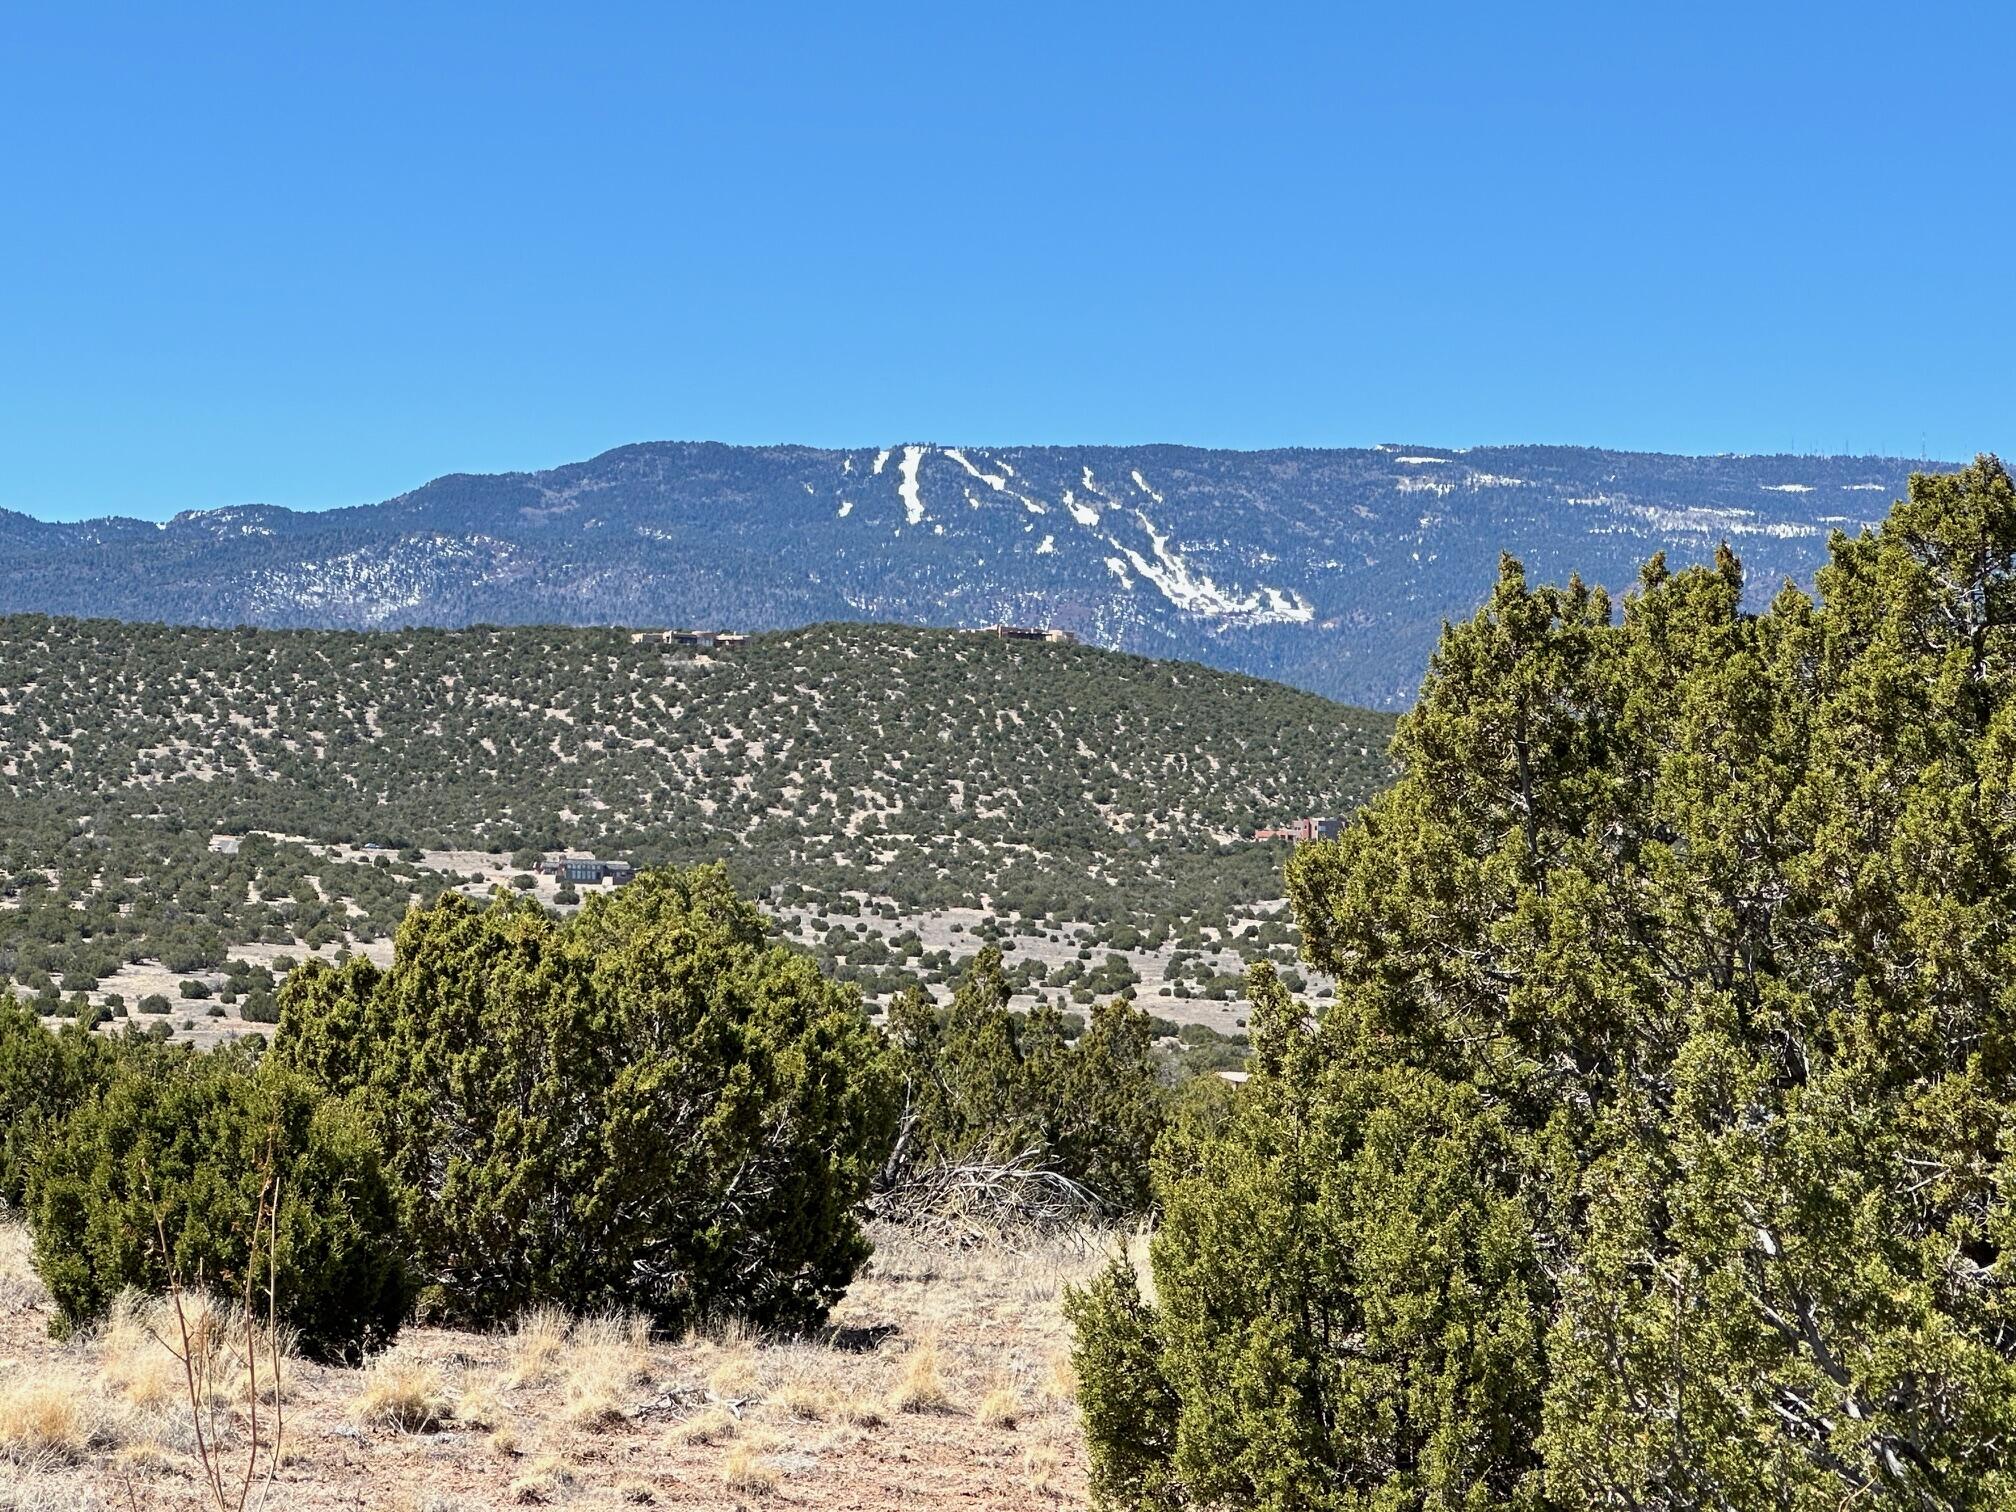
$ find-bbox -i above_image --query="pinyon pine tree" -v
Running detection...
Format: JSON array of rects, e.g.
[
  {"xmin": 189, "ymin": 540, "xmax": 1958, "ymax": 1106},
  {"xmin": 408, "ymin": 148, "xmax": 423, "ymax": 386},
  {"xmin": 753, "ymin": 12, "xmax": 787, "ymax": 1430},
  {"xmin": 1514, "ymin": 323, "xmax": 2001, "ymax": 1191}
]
[{"xmin": 1069, "ymin": 457, "xmax": 2016, "ymax": 1509}]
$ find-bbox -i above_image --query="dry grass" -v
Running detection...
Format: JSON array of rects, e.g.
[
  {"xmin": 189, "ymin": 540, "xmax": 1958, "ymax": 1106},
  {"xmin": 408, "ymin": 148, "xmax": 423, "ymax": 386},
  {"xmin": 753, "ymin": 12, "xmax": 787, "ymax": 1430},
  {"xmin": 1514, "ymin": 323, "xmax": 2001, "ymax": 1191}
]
[
  {"xmin": 91, "ymin": 1288, "xmax": 293, "ymax": 1420},
  {"xmin": 504, "ymin": 1303, "xmax": 572, "ymax": 1387},
  {"xmin": 1022, "ymin": 1442, "xmax": 1065, "ymax": 1499},
  {"xmin": 0, "ymin": 1218, "xmax": 1116, "ymax": 1509},
  {"xmin": 720, "ymin": 1436, "xmax": 780, "ymax": 1496},
  {"xmin": 508, "ymin": 1453, "xmax": 577, "ymax": 1503},
  {"xmin": 1038, "ymin": 1349, "xmax": 1077, "ymax": 1409},
  {"xmin": 888, "ymin": 1333, "xmax": 953, "ymax": 1414},
  {"xmin": 91, "ymin": 1294, "xmax": 183, "ymax": 1413},
  {"xmin": 670, "ymin": 1405, "xmax": 739, "ymax": 1445},
  {"xmin": 455, "ymin": 1378, "xmax": 505, "ymax": 1430},
  {"xmin": 835, "ymin": 1392, "xmax": 887, "ymax": 1429},
  {"xmin": 0, "ymin": 1378, "xmax": 105, "ymax": 1464},
  {"xmin": 507, "ymin": 1470, "xmax": 559, "ymax": 1505},
  {"xmin": 767, "ymin": 1373, "xmax": 836, "ymax": 1422},
  {"xmin": 977, "ymin": 1378, "xmax": 1022, "ymax": 1430},
  {"xmin": 351, "ymin": 1352, "xmax": 450, "ymax": 1433},
  {"xmin": 557, "ymin": 1310, "xmax": 652, "ymax": 1428},
  {"xmin": 0, "ymin": 1224, "xmax": 43, "ymax": 1314},
  {"xmin": 704, "ymin": 1342, "xmax": 759, "ymax": 1402}
]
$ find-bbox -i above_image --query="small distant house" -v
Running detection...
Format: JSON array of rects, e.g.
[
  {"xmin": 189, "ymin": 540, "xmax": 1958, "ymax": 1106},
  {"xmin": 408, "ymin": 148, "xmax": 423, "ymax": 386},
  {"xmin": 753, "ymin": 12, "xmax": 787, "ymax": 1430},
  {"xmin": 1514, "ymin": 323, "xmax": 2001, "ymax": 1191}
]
[
  {"xmin": 663, "ymin": 629, "xmax": 746, "ymax": 650},
  {"xmin": 1253, "ymin": 817, "xmax": 1344, "ymax": 844},
  {"xmin": 541, "ymin": 856, "xmax": 636, "ymax": 886},
  {"xmin": 983, "ymin": 623, "xmax": 1077, "ymax": 644}
]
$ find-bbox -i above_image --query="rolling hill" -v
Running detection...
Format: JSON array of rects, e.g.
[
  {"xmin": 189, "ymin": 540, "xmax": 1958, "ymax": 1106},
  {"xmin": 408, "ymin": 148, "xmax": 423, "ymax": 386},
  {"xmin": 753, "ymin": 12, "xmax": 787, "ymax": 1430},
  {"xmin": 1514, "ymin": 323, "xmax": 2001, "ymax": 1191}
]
[{"xmin": 1, "ymin": 618, "xmax": 1394, "ymax": 1006}]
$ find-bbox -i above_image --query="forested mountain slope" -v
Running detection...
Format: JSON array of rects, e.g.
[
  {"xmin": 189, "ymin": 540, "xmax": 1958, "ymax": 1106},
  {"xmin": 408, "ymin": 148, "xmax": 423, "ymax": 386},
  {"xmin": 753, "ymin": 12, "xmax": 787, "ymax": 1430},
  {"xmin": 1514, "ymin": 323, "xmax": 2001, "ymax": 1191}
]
[{"xmin": 0, "ymin": 442, "xmax": 1956, "ymax": 707}]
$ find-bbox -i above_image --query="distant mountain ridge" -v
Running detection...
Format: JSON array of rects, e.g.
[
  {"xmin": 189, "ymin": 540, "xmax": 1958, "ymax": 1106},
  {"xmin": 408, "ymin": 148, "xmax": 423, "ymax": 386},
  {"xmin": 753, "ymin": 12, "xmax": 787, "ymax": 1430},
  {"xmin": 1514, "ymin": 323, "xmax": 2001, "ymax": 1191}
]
[{"xmin": 0, "ymin": 441, "xmax": 1961, "ymax": 707}]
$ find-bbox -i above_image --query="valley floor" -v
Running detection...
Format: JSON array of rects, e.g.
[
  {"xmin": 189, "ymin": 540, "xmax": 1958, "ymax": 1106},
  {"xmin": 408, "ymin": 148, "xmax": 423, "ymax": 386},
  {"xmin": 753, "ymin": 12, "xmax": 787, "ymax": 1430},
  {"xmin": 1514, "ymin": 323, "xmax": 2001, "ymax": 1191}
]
[{"xmin": 0, "ymin": 1222, "xmax": 1110, "ymax": 1511}]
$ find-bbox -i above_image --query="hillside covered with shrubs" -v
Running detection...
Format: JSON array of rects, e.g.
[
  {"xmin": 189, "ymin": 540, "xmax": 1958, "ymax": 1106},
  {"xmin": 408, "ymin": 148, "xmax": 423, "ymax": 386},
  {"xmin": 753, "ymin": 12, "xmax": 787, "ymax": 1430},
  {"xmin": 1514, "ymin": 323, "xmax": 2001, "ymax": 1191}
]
[{"xmin": 0, "ymin": 619, "xmax": 1392, "ymax": 986}]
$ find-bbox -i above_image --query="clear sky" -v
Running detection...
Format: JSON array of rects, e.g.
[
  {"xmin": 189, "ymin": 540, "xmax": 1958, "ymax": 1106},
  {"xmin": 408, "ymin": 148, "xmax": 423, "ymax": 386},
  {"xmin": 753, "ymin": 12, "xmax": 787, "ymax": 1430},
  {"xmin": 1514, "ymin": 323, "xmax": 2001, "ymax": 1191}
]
[{"xmin": 4, "ymin": 2, "xmax": 2011, "ymax": 521}]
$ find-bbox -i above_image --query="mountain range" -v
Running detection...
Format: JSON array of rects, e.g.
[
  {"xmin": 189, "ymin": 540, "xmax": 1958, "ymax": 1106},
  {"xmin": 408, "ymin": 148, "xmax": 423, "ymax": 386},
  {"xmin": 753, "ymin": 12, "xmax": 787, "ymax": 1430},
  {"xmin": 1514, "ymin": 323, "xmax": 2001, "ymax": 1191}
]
[{"xmin": 0, "ymin": 441, "xmax": 1960, "ymax": 708}]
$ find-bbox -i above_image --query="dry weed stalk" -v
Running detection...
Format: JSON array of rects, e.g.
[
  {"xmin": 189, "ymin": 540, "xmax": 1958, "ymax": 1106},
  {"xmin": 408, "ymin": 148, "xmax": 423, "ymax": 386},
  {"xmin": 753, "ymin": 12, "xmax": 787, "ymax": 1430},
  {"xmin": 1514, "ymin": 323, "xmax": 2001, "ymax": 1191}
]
[{"xmin": 138, "ymin": 1152, "xmax": 285, "ymax": 1512}]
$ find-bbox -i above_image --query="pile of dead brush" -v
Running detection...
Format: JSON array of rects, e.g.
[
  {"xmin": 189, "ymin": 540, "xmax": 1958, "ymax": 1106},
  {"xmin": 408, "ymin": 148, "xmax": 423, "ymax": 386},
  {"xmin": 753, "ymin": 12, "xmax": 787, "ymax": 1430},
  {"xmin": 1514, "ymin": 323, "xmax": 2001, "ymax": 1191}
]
[{"xmin": 868, "ymin": 1148, "xmax": 1105, "ymax": 1248}]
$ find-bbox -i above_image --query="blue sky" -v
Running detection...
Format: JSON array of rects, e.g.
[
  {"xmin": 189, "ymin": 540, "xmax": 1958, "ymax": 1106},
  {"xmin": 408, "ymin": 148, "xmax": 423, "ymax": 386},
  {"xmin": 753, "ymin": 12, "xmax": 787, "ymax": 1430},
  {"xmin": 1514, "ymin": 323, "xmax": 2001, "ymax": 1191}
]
[{"xmin": 4, "ymin": 2, "xmax": 2011, "ymax": 521}]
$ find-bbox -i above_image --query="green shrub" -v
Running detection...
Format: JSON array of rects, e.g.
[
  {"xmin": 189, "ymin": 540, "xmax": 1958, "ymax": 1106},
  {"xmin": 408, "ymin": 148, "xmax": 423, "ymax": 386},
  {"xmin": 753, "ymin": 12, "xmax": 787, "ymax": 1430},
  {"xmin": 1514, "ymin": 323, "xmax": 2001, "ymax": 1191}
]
[
  {"xmin": 177, "ymin": 979, "xmax": 210, "ymax": 1000},
  {"xmin": 26, "ymin": 1041, "xmax": 409, "ymax": 1361},
  {"xmin": 0, "ymin": 1002, "xmax": 113, "ymax": 1208},
  {"xmin": 1063, "ymin": 1262, "xmax": 1182, "ymax": 1510},
  {"xmin": 273, "ymin": 864, "xmax": 897, "ymax": 1332}
]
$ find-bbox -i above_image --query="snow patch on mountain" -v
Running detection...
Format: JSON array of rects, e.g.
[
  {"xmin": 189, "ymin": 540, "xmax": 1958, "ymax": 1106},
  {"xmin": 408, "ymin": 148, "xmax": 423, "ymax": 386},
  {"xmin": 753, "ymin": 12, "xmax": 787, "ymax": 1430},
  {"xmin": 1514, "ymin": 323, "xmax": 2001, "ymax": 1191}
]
[
  {"xmin": 945, "ymin": 448, "xmax": 1009, "ymax": 491},
  {"xmin": 1626, "ymin": 504, "xmax": 1823, "ymax": 539},
  {"xmin": 1064, "ymin": 490, "xmax": 1101, "ymax": 528},
  {"xmin": 945, "ymin": 445, "xmax": 1055, "ymax": 517},
  {"xmin": 1108, "ymin": 511, "xmax": 1316, "ymax": 625},
  {"xmin": 897, "ymin": 446, "xmax": 926, "ymax": 525},
  {"xmin": 872, "ymin": 449, "xmax": 891, "ymax": 476},
  {"xmin": 246, "ymin": 534, "xmax": 520, "ymax": 624},
  {"xmin": 1130, "ymin": 470, "xmax": 1164, "ymax": 504}
]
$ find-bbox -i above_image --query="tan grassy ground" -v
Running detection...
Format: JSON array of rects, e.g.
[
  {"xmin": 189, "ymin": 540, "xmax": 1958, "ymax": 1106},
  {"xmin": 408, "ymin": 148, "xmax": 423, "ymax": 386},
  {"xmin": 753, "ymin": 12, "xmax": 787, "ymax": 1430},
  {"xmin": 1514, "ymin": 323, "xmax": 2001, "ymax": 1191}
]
[{"xmin": 0, "ymin": 1220, "xmax": 1110, "ymax": 1510}]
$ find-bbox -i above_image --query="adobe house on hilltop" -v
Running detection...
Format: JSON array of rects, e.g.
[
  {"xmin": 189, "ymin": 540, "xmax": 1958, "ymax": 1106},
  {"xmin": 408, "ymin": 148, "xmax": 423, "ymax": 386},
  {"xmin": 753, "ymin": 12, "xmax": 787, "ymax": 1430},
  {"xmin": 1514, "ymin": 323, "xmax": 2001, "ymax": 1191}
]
[{"xmin": 1252, "ymin": 816, "xmax": 1344, "ymax": 844}]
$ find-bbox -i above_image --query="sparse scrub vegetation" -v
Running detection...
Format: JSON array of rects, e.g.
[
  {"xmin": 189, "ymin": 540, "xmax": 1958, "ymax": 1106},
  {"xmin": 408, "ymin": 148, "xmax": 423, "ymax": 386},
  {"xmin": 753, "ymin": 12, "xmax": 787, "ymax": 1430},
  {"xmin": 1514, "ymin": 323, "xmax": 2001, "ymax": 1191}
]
[{"xmin": 0, "ymin": 620, "xmax": 1392, "ymax": 1006}]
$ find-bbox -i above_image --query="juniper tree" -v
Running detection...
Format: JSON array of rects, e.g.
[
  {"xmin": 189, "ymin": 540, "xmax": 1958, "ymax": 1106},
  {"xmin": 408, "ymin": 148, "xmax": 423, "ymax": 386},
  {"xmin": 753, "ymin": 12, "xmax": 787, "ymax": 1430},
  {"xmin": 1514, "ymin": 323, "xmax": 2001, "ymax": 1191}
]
[
  {"xmin": 1071, "ymin": 458, "xmax": 2016, "ymax": 1510},
  {"xmin": 274, "ymin": 864, "xmax": 900, "ymax": 1331}
]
